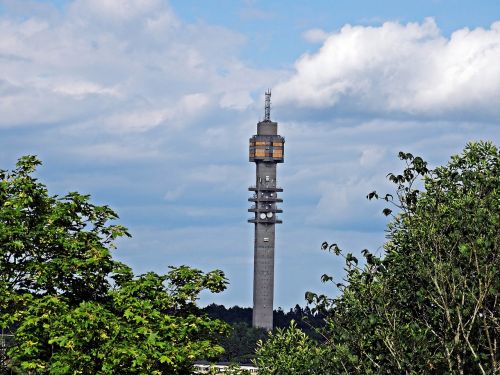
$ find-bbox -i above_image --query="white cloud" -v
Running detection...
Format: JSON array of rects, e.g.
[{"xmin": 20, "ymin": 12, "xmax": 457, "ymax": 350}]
[
  {"xmin": 306, "ymin": 176, "xmax": 382, "ymax": 227},
  {"xmin": 275, "ymin": 18, "xmax": 500, "ymax": 119},
  {"xmin": 302, "ymin": 28, "xmax": 330, "ymax": 43},
  {"xmin": 72, "ymin": 142, "xmax": 161, "ymax": 161},
  {"xmin": 102, "ymin": 109, "xmax": 170, "ymax": 133},
  {"xmin": 164, "ymin": 186, "xmax": 184, "ymax": 201},
  {"xmin": 359, "ymin": 146, "xmax": 386, "ymax": 167},
  {"xmin": 69, "ymin": 0, "xmax": 170, "ymax": 23},
  {"xmin": 0, "ymin": 0, "xmax": 273, "ymax": 133},
  {"xmin": 187, "ymin": 164, "xmax": 247, "ymax": 189},
  {"xmin": 220, "ymin": 90, "xmax": 253, "ymax": 111},
  {"xmin": 51, "ymin": 80, "xmax": 119, "ymax": 98}
]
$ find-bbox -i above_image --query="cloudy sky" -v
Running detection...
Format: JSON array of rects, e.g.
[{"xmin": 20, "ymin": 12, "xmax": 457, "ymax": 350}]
[{"xmin": 1, "ymin": 0, "xmax": 499, "ymax": 309}]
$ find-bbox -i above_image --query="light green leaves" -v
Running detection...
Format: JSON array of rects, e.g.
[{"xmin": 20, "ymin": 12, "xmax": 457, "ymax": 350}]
[
  {"xmin": 259, "ymin": 141, "xmax": 499, "ymax": 374},
  {"xmin": 1, "ymin": 156, "xmax": 229, "ymax": 374}
]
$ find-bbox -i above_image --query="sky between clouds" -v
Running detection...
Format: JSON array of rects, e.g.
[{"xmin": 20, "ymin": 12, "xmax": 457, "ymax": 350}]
[{"xmin": 1, "ymin": 0, "xmax": 499, "ymax": 309}]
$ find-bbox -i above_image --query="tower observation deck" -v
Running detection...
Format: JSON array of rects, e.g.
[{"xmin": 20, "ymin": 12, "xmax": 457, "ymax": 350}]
[{"xmin": 248, "ymin": 90, "xmax": 284, "ymax": 330}]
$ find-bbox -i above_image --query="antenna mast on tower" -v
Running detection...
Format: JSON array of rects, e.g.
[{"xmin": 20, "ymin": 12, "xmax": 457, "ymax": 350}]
[{"xmin": 264, "ymin": 89, "xmax": 271, "ymax": 121}]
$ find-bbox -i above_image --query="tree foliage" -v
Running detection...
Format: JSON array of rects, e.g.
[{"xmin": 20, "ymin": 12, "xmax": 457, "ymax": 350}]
[
  {"xmin": 255, "ymin": 321, "xmax": 328, "ymax": 375},
  {"xmin": 0, "ymin": 156, "xmax": 228, "ymax": 374},
  {"xmin": 215, "ymin": 322, "xmax": 267, "ymax": 364},
  {"xmin": 202, "ymin": 303, "xmax": 325, "ymax": 363},
  {"xmin": 258, "ymin": 141, "xmax": 499, "ymax": 374}
]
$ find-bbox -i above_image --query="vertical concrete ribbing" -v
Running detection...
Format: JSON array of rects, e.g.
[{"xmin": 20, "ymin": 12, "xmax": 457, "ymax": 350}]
[
  {"xmin": 252, "ymin": 160, "xmax": 277, "ymax": 330},
  {"xmin": 249, "ymin": 118, "xmax": 282, "ymax": 330}
]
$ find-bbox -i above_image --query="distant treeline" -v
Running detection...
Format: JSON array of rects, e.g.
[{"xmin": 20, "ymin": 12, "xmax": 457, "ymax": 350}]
[{"xmin": 201, "ymin": 304, "xmax": 326, "ymax": 363}]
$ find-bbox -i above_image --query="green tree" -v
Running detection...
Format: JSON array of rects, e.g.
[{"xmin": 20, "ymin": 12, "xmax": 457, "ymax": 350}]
[
  {"xmin": 258, "ymin": 141, "xmax": 499, "ymax": 374},
  {"xmin": 254, "ymin": 321, "xmax": 329, "ymax": 375},
  {"xmin": 0, "ymin": 156, "xmax": 228, "ymax": 374},
  {"xmin": 0, "ymin": 156, "xmax": 126, "ymax": 303},
  {"xmin": 217, "ymin": 322, "xmax": 267, "ymax": 364}
]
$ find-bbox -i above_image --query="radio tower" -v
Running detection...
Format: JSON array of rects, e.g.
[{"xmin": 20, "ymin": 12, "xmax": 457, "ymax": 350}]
[{"xmin": 248, "ymin": 90, "xmax": 284, "ymax": 330}]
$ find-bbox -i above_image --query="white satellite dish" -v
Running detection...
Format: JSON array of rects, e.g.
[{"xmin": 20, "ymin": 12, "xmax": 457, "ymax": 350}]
[
  {"xmin": 260, "ymin": 213, "xmax": 266, "ymax": 219},
  {"xmin": 267, "ymin": 212, "xmax": 273, "ymax": 218}
]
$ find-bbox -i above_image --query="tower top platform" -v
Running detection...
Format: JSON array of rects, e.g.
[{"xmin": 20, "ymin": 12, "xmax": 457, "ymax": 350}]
[{"xmin": 257, "ymin": 121, "xmax": 278, "ymax": 135}]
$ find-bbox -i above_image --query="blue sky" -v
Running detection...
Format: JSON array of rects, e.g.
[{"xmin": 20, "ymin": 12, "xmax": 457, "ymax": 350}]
[{"xmin": 1, "ymin": 0, "xmax": 499, "ymax": 309}]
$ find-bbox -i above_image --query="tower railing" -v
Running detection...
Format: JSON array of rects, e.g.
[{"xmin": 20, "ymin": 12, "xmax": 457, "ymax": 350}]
[
  {"xmin": 248, "ymin": 186, "xmax": 283, "ymax": 192},
  {"xmin": 248, "ymin": 196, "xmax": 283, "ymax": 203}
]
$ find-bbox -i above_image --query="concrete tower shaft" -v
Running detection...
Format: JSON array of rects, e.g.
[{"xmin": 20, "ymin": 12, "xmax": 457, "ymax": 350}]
[{"xmin": 248, "ymin": 92, "xmax": 284, "ymax": 330}]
